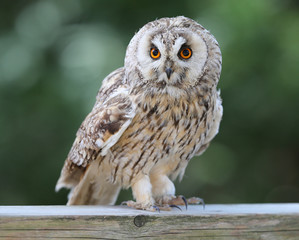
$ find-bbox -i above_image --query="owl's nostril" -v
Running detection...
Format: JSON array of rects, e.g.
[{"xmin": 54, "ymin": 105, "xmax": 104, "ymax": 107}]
[{"xmin": 165, "ymin": 68, "xmax": 173, "ymax": 79}]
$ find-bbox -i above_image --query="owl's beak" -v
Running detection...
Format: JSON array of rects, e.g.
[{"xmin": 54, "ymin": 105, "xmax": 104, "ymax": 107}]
[{"xmin": 165, "ymin": 68, "xmax": 173, "ymax": 79}]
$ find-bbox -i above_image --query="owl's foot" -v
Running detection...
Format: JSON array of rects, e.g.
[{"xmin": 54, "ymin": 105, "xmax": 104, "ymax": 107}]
[
  {"xmin": 121, "ymin": 200, "xmax": 160, "ymax": 212},
  {"xmin": 156, "ymin": 195, "xmax": 187, "ymax": 210},
  {"xmin": 121, "ymin": 200, "xmax": 182, "ymax": 211},
  {"xmin": 157, "ymin": 195, "xmax": 205, "ymax": 210}
]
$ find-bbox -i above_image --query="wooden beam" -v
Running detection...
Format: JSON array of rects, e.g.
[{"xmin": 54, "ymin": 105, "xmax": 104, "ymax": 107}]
[{"xmin": 1, "ymin": 204, "xmax": 298, "ymax": 239}]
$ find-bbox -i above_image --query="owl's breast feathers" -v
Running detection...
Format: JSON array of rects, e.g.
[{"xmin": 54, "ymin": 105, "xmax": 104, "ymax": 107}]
[{"xmin": 110, "ymin": 85, "xmax": 222, "ymax": 182}]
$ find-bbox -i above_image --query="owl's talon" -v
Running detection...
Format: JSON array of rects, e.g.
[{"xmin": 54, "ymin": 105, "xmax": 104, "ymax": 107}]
[
  {"xmin": 181, "ymin": 195, "xmax": 188, "ymax": 210},
  {"xmin": 169, "ymin": 204, "xmax": 182, "ymax": 211},
  {"xmin": 153, "ymin": 205, "xmax": 160, "ymax": 212}
]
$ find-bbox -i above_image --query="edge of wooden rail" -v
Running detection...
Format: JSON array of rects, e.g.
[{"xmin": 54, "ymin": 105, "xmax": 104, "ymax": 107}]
[
  {"xmin": 1, "ymin": 203, "xmax": 299, "ymax": 239},
  {"xmin": 1, "ymin": 203, "xmax": 299, "ymax": 216}
]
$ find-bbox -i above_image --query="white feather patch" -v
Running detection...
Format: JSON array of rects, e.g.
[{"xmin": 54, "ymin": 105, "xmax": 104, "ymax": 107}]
[{"xmin": 100, "ymin": 117, "xmax": 133, "ymax": 156}]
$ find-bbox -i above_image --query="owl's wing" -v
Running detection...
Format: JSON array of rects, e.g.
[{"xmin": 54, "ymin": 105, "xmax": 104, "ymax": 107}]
[
  {"xmin": 69, "ymin": 67, "xmax": 135, "ymax": 166},
  {"xmin": 56, "ymin": 68, "xmax": 135, "ymax": 191}
]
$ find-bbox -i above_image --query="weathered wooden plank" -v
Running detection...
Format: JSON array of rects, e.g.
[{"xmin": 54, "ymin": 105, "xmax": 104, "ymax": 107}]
[{"xmin": 0, "ymin": 204, "xmax": 298, "ymax": 239}]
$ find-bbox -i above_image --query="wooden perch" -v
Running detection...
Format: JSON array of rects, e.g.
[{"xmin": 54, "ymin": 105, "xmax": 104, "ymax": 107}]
[{"xmin": 0, "ymin": 203, "xmax": 299, "ymax": 239}]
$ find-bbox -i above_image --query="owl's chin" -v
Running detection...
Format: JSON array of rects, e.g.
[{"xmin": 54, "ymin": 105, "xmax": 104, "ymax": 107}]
[
  {"xmin": 151, "ymin": 78, "xmax": 183, "ymax": 89},
  {"xmin": 144, "ymin": 80, "xmax": 186, "ymax": 99}
]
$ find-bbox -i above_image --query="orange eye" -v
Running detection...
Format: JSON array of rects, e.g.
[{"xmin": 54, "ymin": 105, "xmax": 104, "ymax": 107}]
[
  {"xmin": 150, "ymin": 48, "xmax": 161, "ymax": 59},
  {"xmin": 179, "ymin": 47, "xmax": 192, "ymax": 59}
]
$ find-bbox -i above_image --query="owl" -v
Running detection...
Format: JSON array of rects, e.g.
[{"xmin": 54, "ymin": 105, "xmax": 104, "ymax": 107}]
[{"xmin": 56, "ymin": 16, "xmax": 222, "ymax": 211}]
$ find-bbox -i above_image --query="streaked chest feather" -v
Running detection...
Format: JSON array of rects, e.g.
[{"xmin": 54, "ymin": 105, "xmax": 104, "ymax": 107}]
[{"xmin": 107, "ymin": 91, "xmax": 214, "ymax": 184}]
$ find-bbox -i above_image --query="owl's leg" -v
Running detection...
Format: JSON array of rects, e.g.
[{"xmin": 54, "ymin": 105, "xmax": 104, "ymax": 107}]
[
  {"xmin": 150, "ymin": 174, "xmax": 175, "ymax": 204},
  {"xmin": 125, "ymin": 174, "xmax": 157, "ymax": 211},
  {"xmin": 150, "ymin": 174, "xmax": 183, "ymax": 210},
  {"xmin": 150, "ymin": 174, "xmax": 205, "ymax": 210}
]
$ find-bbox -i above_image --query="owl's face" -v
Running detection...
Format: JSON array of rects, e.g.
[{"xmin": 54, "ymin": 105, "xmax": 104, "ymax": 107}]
[
  {"xmin": 125, "ymin": 17, "xmax": 221, "ymax": 95},
  {"xmin": 136, "ymin": 29, "xmax": 208, "ymax": 89}
]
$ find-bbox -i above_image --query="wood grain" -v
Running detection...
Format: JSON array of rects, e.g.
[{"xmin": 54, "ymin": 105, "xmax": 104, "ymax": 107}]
[{"xmin": 0, "ymin": 204, "xmax": 298, "ymax": 239}]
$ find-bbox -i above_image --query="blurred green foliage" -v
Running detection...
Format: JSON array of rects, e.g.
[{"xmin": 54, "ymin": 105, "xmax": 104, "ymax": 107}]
[{"xmin": 0, "ymin": 0, "xmax": 298, "ymax": 205}]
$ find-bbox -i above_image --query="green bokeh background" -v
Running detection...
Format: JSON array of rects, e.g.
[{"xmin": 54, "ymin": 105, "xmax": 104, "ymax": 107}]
[{"xmin": 0, "ymin": 0, "xmax": 298, "ymax": 205}]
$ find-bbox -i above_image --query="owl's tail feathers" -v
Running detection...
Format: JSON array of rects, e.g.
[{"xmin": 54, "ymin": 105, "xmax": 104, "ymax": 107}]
[
  {"xmin": 56, "ymin": 160, "xmax": 121, "ymax": 205},
  {"xmin": 55, "ymin": 160, "xmax": 84, "ymax": 193}
]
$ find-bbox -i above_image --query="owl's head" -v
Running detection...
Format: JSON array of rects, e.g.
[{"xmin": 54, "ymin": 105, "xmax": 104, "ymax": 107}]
[{"xmin": 124, "ymin": 16, "xmax": 222, "ymax": 96}]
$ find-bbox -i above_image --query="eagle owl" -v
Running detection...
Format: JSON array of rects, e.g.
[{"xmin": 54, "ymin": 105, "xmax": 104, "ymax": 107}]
[{"xmin": 56, "ymin": 16, "xmax": 222, "ymax": 211}]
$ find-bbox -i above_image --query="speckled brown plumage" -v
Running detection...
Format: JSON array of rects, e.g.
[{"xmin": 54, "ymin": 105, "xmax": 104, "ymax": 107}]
[{"xmin": 56, "ymin": 16, "xmax": 223, "ymax": 211}]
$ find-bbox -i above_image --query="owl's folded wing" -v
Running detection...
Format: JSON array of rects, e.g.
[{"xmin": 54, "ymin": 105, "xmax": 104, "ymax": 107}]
[
  {"xmin": 71, "ymin": 102, "xmax": 133, "ymax": 167},
  {"xmin": 69, "ymin": 91, "xmax": 135, "ymax": 168},
  {"xmin": 56, "ymin": 68, "xmax": 135, "ymax": 192}
]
